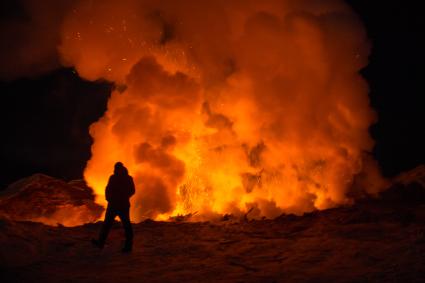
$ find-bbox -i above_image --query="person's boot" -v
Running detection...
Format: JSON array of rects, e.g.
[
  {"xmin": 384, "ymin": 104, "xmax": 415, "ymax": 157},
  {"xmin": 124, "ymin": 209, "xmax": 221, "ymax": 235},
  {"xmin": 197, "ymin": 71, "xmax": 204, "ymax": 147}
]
[
  {"xmin": 122, "ymin": 241, "xmax": 132, "ymax": 253},
  {"xmin": 91, "ymin": 238, "xmax": 104, "ymax": 249}
]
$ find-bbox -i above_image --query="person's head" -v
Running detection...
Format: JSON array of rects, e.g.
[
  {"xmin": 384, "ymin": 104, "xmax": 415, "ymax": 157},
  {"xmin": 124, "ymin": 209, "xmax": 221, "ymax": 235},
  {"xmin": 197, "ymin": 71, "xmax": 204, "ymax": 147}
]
[{"xmin": 114, "ymin": 162, "xmax": 128, "ymax": 175}]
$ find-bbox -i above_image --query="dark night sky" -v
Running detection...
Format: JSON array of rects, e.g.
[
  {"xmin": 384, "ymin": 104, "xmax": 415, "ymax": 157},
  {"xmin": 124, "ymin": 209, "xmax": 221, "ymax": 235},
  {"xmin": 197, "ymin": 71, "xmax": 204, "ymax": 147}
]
[{"xmin": 0, "ymin": 1, "xmax": 424, "ymax": 189}]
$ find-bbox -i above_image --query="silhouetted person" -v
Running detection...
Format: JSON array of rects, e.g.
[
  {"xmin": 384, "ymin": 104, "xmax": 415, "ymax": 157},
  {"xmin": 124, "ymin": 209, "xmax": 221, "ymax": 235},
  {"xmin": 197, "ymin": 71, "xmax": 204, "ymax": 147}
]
[{"xmin": 92, "ymin": 162, "xmax": 135, "ymax": 252}]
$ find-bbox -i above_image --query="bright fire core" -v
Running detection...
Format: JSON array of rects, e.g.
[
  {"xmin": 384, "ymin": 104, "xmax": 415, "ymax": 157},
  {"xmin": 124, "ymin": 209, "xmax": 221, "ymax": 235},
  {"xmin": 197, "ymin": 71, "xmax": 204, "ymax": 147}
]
[{"xmin": 58, "ymin": 0, "xmax": 386, "ymax": 221}]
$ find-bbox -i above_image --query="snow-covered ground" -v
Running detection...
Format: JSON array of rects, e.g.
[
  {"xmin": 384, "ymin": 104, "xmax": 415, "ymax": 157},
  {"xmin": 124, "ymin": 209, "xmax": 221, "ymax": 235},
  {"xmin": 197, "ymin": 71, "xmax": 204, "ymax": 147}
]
[
  {"xmin": 1, "ymin": 166, "xmax": 424, "ymax": 282},
  {"xmin": 1, "ymin": 180, "xmax": 424, "ymax": 283}
]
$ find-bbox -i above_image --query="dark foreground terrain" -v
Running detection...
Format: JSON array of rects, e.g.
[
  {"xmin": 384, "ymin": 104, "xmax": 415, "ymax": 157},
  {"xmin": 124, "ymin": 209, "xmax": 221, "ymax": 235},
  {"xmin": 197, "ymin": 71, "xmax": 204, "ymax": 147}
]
[{"xmin": 1, "ymin": 168, "xmax": 425, "ymax": 283}]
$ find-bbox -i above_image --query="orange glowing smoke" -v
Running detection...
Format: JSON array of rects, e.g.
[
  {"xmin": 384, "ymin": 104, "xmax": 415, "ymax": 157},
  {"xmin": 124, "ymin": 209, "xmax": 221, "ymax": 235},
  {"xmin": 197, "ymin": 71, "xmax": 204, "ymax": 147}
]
[{"xmin": 58, "ymin": 0, "xmax": 387, "ymax": 221}]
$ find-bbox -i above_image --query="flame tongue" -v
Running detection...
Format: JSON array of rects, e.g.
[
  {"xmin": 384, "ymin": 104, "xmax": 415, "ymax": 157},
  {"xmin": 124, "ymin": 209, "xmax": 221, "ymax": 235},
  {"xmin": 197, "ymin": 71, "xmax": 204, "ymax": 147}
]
[{"xmin": 59, "ymin": 0, "xmax": 385, "ymax": 221}]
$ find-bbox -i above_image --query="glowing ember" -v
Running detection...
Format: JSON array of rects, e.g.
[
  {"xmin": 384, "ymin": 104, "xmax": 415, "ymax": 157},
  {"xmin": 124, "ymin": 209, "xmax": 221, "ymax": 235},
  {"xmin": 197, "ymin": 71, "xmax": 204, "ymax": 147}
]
[{"xmin": 58, "ymin": 0, "xmax": 387, "ymax": 221}]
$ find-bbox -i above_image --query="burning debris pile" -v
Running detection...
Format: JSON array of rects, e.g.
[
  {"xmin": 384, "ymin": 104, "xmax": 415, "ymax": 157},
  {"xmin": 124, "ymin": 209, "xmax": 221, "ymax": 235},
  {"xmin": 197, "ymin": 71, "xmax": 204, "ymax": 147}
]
[{"xmin": 0, "ymin": 174, "xmax": 103, "ymax": 226}]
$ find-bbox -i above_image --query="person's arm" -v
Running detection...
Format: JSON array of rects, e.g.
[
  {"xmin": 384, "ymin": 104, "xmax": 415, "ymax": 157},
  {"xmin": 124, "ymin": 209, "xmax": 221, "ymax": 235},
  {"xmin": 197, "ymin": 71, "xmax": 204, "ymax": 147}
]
[
  {"xmin": 105, "ymin": 176, "xmax": 113, "ymax": 202},
  {"xmin": 128, "ymin": 176, "xmax": 135, "ymax": 197}
]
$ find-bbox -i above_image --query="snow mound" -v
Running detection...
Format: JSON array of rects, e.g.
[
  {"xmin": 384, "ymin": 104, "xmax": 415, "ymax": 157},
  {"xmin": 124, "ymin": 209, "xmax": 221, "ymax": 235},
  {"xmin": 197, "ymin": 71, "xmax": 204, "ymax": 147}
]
[{"xmin": 0, "ymin": 174, "xmax": 103, "ymax": 226}]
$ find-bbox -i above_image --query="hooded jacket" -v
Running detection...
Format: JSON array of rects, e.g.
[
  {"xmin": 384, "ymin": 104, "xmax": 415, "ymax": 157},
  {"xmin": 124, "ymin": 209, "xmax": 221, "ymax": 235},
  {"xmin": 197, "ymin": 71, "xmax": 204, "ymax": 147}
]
[{"xmin": 105, "ymin": 165, "xmax": 135, "ymax": 209}]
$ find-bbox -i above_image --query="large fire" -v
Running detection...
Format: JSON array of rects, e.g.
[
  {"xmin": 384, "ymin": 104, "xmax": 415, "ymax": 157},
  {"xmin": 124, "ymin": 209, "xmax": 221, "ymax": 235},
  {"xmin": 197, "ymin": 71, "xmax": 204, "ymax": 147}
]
[{"xmin": 58, "ymin": 0, "xmax": 386, "ymax": 221}]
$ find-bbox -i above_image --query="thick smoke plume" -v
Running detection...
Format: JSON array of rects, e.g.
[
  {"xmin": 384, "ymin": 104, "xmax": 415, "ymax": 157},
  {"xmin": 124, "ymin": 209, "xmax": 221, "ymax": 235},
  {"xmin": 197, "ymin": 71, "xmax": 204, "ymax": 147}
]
[
  {"xmin": 5, "ymin": 0, "xmax": 388, "ymax": 221},
  {"xmin": 0, "ymin": 0, "xmax": 72, "ymax": 80}
]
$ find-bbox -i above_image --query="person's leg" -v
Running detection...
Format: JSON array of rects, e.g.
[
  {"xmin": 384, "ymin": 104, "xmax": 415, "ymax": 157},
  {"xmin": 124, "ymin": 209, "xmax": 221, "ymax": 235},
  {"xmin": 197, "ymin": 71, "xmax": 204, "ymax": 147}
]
[
  {"xmin": 118, "ymin": 207, "xmax": 133, "ymax": 252},
  {"xmin": 96, "ymin": 205, "xmax": 116, "ymax": 247}
]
